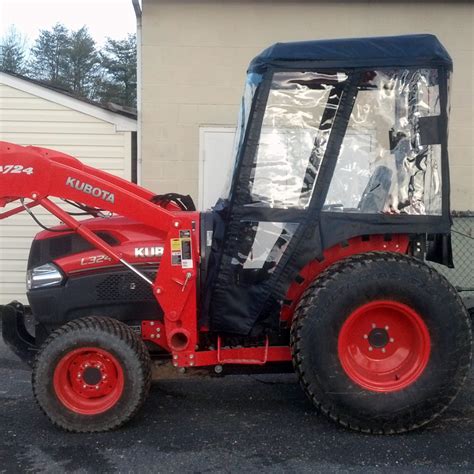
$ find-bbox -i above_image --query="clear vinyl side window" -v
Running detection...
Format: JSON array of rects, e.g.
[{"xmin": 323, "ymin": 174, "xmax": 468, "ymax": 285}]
[
  {"xmin": 248, "ymin": 71, "xmax": 347, "ymax": 209},
  {"xmin": 324, "ymin": 68, "xmax": 442, "ymax": 215},
  {"xmin": 231, "ymin": 221, "xmax": 299, "ymax": 286}
]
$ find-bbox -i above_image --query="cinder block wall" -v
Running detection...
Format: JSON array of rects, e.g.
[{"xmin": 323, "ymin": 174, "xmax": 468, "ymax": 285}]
[{"xmin": 141, "ymin": 0, "xmax": 473, "ymax": 210}]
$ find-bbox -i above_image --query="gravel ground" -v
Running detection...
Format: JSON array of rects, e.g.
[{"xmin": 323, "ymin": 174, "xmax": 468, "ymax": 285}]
[{"xmin": 0, "ymin": 328, "xmax": 472, "ymax": 473}]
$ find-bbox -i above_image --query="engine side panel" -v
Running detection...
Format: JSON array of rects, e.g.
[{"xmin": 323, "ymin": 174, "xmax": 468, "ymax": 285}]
[{"xmin": 27, "ymin": 216, "xmax": 167, "ymax": 328}]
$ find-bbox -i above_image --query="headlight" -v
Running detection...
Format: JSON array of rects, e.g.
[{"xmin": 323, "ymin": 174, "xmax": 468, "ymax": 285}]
[{"xmin": 26, "ymin": 263, "xmax": 64, "ymax": 290}]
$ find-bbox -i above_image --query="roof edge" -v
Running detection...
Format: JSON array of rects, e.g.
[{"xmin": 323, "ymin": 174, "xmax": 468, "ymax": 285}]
[
  {"xmin": 0, "ymin": 72, "xmax": 137, "ymax": 132},
  {"xmin": 248, "ymin": 34, "xmax": 452, "ymax": 74}
]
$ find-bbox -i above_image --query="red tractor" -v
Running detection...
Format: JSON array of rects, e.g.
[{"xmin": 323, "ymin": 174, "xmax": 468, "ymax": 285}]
[{"xmin": 0, "ymin": 34, "xmax": 471, "ymax": 434}]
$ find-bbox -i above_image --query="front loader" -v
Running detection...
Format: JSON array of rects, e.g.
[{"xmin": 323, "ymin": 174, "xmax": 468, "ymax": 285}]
[{"xmin": 0, "ymin": 34, "xmax": 472, "ymax": 434}]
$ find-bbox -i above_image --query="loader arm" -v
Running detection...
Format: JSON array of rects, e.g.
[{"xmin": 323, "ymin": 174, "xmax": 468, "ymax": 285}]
[{"xmin": 0, "ymin": 141, "xmax": 199, "ymax": 352}]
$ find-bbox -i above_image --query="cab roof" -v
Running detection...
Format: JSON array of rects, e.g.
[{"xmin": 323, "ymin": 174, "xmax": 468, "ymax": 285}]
[{"xmin": 248, "ymin": 34, "xmax": 452, "ymax": 73}]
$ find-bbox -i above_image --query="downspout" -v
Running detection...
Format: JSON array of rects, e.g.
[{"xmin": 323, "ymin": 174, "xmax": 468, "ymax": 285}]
[{"xmin": 132, "ymin": 0, "xmax": 142, "ymax": 185}]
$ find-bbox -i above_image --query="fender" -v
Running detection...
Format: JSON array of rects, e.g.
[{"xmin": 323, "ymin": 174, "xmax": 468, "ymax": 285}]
[{"xmin": 280, "ymin": 234, "xmax": 410, "ymax": 324}]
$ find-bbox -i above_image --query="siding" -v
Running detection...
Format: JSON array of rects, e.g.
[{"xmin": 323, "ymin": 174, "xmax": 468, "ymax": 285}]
[
  {"xmin": 142, "ymin": 0, "xmax": 474, "ymax": 211},
  {"xmin": 0, "ymin": 83, "xmax": 133, "ymax": 304}
]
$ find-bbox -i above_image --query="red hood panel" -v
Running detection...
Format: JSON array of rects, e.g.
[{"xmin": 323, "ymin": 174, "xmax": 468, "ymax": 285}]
[{"xmin": 37, "ymin": 216, "xmax": 167, "ymax": 275}]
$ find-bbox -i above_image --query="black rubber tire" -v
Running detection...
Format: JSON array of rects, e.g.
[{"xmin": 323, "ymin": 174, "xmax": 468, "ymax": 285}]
[
  {"xmin": 32, "ymin": 316, "xmax": 151, "ymax": 433},
  {"xmin": 291, "ymin": 252, "xmax": 472, "ymax": 434}
]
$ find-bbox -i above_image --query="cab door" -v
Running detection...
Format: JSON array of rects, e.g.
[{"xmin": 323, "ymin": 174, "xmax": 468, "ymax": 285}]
[{"xmin": 208, "ymin": 70, "xmax": 356, "ymax": 334}]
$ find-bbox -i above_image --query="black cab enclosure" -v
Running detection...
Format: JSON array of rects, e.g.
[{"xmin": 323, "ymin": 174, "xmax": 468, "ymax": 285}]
[{"xmin": 204, "ymin": 34, "xmax": 453, "ymax": 335}]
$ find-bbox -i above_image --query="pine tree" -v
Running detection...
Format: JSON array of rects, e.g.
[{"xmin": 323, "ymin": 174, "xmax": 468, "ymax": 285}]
[
  {"xmin": 99, "ymin": 34, "xmax": 137, "ymax": 107},
  {"xmin": 29, "ymin": 23, "xmax": 70, "ymax": 88},
  {"xmin": 0, "ymin": 26, "xmax": 27, "ymax": 74},
  {"xmin": 13, "ymin": 23, "xmax": 137, "ymax": 107},
  {"xmin": 66, "ymin": 26, "xmax": 100, "ymax": 97}
]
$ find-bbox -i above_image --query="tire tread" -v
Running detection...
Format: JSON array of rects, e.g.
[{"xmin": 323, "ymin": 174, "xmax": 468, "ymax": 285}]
[
  {"xmin": 290, "ymin": 251, "xmax": 472, "ymax": 434},
  {"xmin": 32, "ymin": 316, "xmax": 152, "ymax": 433}
]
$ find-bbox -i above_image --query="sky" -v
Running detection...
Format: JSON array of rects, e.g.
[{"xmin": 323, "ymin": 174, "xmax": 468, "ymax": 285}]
[{"xmin": 0, "ymin": 0, "xmax": 137, "ymax": 47}]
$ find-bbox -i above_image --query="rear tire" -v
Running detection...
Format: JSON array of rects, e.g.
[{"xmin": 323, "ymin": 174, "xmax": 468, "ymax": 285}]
[
  {"xmin": 291, "ymin": 252, "xmax": 472, "ymax": 434},
  {"xmin": 32, "ymin": 317, "xmax": 151, "ymax": 432}
]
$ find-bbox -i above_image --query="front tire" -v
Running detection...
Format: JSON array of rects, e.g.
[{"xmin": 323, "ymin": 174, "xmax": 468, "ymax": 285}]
[
  {"xmin": 291, "ymin": 252, "xmax": 472, "ymax": 434},
  {"xmin": 32, "ymin": 317, "xmax": 151, "ymax": 432}
]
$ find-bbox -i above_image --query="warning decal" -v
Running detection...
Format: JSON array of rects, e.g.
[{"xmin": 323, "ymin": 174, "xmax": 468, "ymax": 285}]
[
  {"xmin": 179, "ymin": 230, "xmax": 193, "ymax": 269},
  {"xmin": 171, "ymin": 238, "xmax": 181, "ymax": 266},
  {"xmin": 170, "ymin": 231, "xmax": 193, "ymax": 268}
]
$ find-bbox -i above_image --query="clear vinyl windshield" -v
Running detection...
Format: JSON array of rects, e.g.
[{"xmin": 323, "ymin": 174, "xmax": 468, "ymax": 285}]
[{"xmin": 219, "ymin": 73, "xmax": 263, "ymax": 202}]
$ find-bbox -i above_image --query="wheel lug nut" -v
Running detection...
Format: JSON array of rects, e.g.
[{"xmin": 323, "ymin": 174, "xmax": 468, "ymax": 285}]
[
  {"xmin": 368, "ymin": 346, "xmax": 373, "ymax": 351},
  {"xmin": 385, "ymin": 326, "xmax": 389, "ymax": 331},
  {"xmin": 95, "ymin": 385, "xmax": 99, "ymax": 390},
  {"xmin": 83, "ymin": 384, "xmax": 87, "ymax": 389},
  {"xmin": 382, "ymin": 348, "xmax": 386, "ymax": 353},
  {"xmin": 372, "ymin": 323, "xmax": 376, "ymax": 329},
  {"xmin": 363, "ymin": 334, "xmax": 368, "ymax": 339},
  {"xmin": 390, "ymin": 337, "xmax": 394, "ymax": 343}
]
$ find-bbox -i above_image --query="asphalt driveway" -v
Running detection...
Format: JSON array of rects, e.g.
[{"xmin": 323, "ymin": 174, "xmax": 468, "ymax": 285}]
[{"xmin": 0, "ymin": 334, "xmax": 472, "ymax": 473}]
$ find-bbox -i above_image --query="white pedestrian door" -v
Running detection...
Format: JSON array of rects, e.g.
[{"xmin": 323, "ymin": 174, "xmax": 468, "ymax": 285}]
[{"xmin": 199, "ymin": 127, "xmax": 236, "ymax": 211}]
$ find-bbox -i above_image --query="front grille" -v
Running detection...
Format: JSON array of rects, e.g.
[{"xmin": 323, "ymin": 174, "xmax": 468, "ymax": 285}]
[{"xmin": 96, "ymin": 270, "xmax": 157, "ymax": 302}]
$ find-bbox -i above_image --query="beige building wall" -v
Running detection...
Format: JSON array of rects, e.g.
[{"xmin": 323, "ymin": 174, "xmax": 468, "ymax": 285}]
[{"xmin": 141, "ymin": 0, "xmax": 473, "ymax": 210}]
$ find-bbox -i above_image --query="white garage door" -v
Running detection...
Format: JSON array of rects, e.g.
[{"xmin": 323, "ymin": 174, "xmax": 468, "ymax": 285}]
[{"xmin": 199, "ymin": 127, "xmax": 236, "ymax": 210}]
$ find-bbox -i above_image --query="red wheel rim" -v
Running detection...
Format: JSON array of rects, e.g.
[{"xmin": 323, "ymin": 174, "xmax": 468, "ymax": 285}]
[
  {"xmin": 338, "ymin": 300, "xmax": 431, "ymax": 392},
  {"xmin": 53, "ymin": 347, "xmax": 124, "ymax": 415}
]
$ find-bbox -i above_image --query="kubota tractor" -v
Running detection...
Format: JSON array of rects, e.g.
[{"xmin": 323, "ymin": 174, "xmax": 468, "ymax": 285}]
[{"xmin": 0, "ymin": 34, "xmax": 472, "ymax": 434}]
